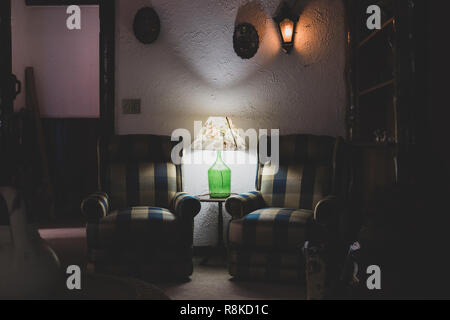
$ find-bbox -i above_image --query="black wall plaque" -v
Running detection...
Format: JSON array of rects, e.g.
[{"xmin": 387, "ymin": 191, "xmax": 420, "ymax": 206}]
[
  {"xmin": 233, "ymin": 23, "xmax": 259, "ymax": 59},
  {"xmin": 133, "ymin": 7, "xmax": 160, "ymax": 44}
]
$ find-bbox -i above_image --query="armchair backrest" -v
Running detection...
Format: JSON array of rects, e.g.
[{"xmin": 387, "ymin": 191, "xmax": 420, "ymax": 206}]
[
  {"xmin": 257, "ymin": 134, "xmax": 341, "ymax": 210},
  {"xmin": 98, "ymin": 135, "xmax": 182, "ymax": 211}
]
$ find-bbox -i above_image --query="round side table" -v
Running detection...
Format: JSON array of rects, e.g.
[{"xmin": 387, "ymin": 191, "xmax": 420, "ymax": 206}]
[{"xmin": 197, "ymin": 194, "xmax": 234, "ymax": 265}]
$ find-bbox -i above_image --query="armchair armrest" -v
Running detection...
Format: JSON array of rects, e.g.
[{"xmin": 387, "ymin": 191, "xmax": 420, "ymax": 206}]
[
  {"xmin": 81, "ymin": 192, "xmax": 110, "ymax": 222},
  {"xmin": 314, "ymin": 195, "xmax": 340, "ymax": 226},
  {"xmin": 225, "ymin": 191, "xmax": 264, "ymax": 220},
  {"xmin": 171, "ymin": 192, "xmax": 201, "ymax": 220},
  {"xmin": 305, "ymin": 195, "xmax": 342, "ymax": 246}
]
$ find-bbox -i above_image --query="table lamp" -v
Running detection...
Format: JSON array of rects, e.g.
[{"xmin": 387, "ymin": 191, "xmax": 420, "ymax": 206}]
[{"xmin": 193, "ymin": 117, "xmax": 246, "ymax": 198}]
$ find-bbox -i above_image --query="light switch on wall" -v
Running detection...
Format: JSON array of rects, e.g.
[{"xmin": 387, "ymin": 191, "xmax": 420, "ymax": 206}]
[{"xmin": 122, "ymin": 99, "xmax": 141, "ymax": 114}]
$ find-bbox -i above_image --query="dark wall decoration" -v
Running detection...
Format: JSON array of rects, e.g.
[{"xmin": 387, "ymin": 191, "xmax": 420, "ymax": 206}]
[
  {"xmin": 233, "ymin": 23, "xmax": 259, "ymax": 59},
  {"xmin": 133, "ymin": 7, "xmax": 160, "ymax": 44}
]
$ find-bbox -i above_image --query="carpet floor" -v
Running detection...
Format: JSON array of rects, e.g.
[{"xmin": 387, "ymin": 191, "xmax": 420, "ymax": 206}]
[{"xmin": 39, "ymin": 227, "xmax": 306, "ymax": 300}]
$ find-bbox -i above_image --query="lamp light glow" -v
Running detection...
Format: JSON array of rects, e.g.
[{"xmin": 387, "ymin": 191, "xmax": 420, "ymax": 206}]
[
  {"xmin": 280, "ymin": 18, "xmax": 294, "ymax": 43},
  {"xmin": 273, "ymin": 3, "xmax": 299, "ymax": 54}
]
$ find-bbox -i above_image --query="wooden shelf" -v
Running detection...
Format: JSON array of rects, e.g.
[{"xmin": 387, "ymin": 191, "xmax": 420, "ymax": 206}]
[
  {"xmin": 359, "ymin": 79, "xmax": 394, "ymax": 96},
  {"xmin": 359, "ymin": 17, "xmax": 395, "ymax": 48}
]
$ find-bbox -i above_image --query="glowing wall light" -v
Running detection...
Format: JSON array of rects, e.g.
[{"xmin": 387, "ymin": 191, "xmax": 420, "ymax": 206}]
[{"xmin": 273, "ymin": 3, "xmax": 299, "ymax": 54}]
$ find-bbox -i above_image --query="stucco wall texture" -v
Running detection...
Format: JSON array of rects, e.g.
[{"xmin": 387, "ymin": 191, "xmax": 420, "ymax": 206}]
[
  {"xmin": 116, "ymin": 0, "xmax": 346, "ymax": 136},
  {"xmin": 116, "ymin": 0, "xmax": 346, "ymax": 246}
]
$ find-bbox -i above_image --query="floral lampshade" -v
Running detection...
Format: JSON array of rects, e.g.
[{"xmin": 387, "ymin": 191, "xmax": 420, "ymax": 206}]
[{"xmin": 193, "ymin": 117, "xmax": 246, "ymax": 151}]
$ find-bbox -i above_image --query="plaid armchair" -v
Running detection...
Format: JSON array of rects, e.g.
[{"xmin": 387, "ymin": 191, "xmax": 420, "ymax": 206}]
[
  {"xmin": 225, "ymin": 134, "xmax": 344, "ymax": 282},
  {"xmin": 82, "ymin": 135, "xmax": 200, "ymax": 280}
]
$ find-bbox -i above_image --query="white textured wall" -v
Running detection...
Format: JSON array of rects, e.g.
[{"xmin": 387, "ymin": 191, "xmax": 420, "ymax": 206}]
[
  {"xmin": 116, "ymin": 0, "xmax": 346, "ymax": 136},
  {"xmin": 116, "ymin": 0, "xmax": 346, "ymax": 246},
  {"xmin": 11, "ymin": 3, "xmax": 99, "ymax": 118}
]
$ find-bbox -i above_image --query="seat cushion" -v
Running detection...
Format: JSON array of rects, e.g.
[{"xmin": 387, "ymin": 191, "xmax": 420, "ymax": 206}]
[
  {"xmin": 87, "ymin": 207, "xmax": 184, "ymax": 250},
  {"xmin": 229, "ymin": 208, "xmax": 313, "ymax": 250}
]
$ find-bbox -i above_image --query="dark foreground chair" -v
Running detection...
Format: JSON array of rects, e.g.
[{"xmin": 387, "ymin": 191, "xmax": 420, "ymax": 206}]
[{"xmin": 0, "ymin": 187, "xmax": 60, "ymax": 298}]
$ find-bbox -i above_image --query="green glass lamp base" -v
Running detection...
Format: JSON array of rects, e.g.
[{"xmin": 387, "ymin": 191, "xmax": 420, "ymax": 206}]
[{"xmin": 208, "ymin": 151, "xmax": 231, "ymax": 199}]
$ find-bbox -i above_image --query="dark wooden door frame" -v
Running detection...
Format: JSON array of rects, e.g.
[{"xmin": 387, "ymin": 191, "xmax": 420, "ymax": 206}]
[
  {"xmin": 26, "ymin": 0, "xmax": 99, "ymax": 4},
  {"xmin": 25, "ymin": 0, "xmax": 116, "ymax": 136},
  {"xmin": 0, "ymin": 0, "xmax": 13, "ymax": 183},
  {"xmin": 99, "ymin": 0, "xmax": 115, "ymax": 136},
  {"xmin": 0, "ymin": 0, "xmax": 13, "ymax": 141},
  {"xmin": 0, "ymin": 0, "xmax": 13, "ymax": 122}
]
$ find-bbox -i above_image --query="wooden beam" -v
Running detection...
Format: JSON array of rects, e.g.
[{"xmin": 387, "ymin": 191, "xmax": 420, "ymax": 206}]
[
  {"xmin": 99, "ymin": 0, "xmax": 115, "ymax": 136},
  {"xmin": 0, "ymin": 0, "xmax": 13, "ymax": 184},
  {"xmin": 26, "ymin": 0, "xmax": 99, "ymax": 5}
]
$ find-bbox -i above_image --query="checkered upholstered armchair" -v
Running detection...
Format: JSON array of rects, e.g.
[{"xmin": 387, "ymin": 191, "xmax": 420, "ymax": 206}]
[
  {"xmin": 225, "ymin": 134, "xmax": 344, "ymax": 282},
  {"xmin": 82, "ymin": 135, "xmax": 201, "ymax": 280}
]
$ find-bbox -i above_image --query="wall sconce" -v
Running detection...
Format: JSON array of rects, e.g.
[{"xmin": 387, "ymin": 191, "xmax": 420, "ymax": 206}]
[{"xmin": 273, "ymin": 3, "xmax": 299, "ymax": 54}]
